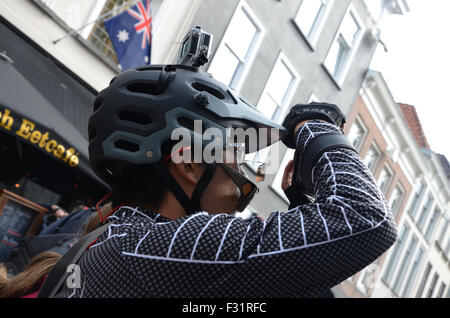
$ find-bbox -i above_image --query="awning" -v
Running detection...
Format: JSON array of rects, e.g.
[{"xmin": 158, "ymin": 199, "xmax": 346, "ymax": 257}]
[{"xmin": 0, "ymin": 59, "xmax": 109, "ymax": 192}]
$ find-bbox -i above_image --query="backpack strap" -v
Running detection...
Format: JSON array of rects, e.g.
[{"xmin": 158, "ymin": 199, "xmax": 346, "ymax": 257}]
[{"xmin": 37, "ymin": 222, "xmax": 112, "ymax": 298}]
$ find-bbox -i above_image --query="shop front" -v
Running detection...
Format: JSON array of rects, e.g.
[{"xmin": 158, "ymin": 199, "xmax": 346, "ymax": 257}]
[{"xmin": 0, "ymin": 16, "xmax": 110, "ymax": 211}]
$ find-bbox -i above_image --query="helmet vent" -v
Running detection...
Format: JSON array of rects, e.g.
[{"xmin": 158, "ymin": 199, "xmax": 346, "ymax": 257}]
[
  {"xmin": 127, "ymin": 82, "xmax": 166, "ymax": 96},
  {"xmin": 114, "ymin": 140, "xmax": 140, "ymax": 153},
  {"xmin": 192, "ymin": 83, "xmax": 225, "ymax": 100},
  {"xmin": 118, "ymin": 110, "xmax": 152, "ymax": 125}
]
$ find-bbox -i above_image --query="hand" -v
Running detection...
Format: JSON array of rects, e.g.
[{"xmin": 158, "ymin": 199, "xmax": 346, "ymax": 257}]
[
  {"xmin": 282, "ymin": 102, "xmax": 346, "ymax": 148},
  {"xmin": 281, "ymin": 160, "xmax": 294, "ymax": 191},
  {"xmin": 51, "ymin": 205, "xmax": 68, "ymax": 220},
  {"xmin": 294, "ymin": 119, "xmax": 316, "ymax": 134}
]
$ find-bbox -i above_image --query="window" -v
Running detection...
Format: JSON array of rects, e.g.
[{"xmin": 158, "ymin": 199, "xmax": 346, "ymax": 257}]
[
  {"xmin": 247, "ymin": 53, "xmax": 299, "ymax": 171},
  {"xmin": 208, "ymin": 1, "xmax": 265, "ymax": 91},
  {"xmin": 437, "ymin": 216, "xmax": 448, "ymax": 247},
  {"xmin": 271, "ymin": 148, "xmax": 296, "ymax": 203},
  {"xmin": 347, "ymin": 117, "xmax": 367, "ymax": 152},
  {"xmin": 401, "ymin": 246, "xmax": 424, "ymax": 297},
  {"xmin": 383, "ymin": 223, "xmax": 409, "ymax": 285},
  {"xmin": 293, "ymin": 0, "xmax": 332, "ymax": 48},
  {"xmin": 389, "ymin": 184, "xmax": 405, "ymax": 218},
  {"xmin": 40, "ymin": 0, "xmax": 55, "ymax": 7},
  {"xmin": 437, "ymin": 282, "xmax": 446, "ymax": 298},
  {"xmin": 256, "ymin": 53, "xmax": 300, "ymax": 124},
  {"xmin": 323, "ymin": 4, "xmax": 364, "ymax": 86},
  {"xmin": 363, "ymin": 142, "xmax": 381, "ymax": 173},
  {"xmin": 363, "ymin": 0, "xmax": 384, "ymax": 22},
  {"xmin": 415, "ymin": 263, "xmax": 432, "ymax": 298},
  {"xmin": 377, "ymin": 165, "xmax": 393, "ymax": 195},
  {"xmin": 392, "ymin": 235, "xmax": 418, "ymax": 295},
  {"xmin": 424, "ymin": 207, "xmax": 440, "ymax": 241},
  {"xmin": 356, "ymin": 260, "xmax": 380, "ymax": 295},
  {"xmin": 426, "ymin": 273, "xmax": 439, "ymax": 298},
  {"xmin": 417, "ymin": 194, "xmax": 434, "ymax": 230},
  {"xmin": 445, "ymin": 237, "xmax": 450, "ymax": 257},
  {"xmin": 408, "ymin": 180, "xmax": 426, "ymax": 217}
]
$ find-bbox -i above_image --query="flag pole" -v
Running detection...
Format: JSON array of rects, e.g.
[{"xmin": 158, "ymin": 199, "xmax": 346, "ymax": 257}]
[{"xmin": 52, "ymin": 0, "xmax": 140, "ymax": 45}]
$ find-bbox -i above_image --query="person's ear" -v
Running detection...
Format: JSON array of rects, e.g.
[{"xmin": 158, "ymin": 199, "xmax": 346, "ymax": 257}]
[{"xmin": 172, "ymin": 162, "xmax": 204, "ymax": 185}]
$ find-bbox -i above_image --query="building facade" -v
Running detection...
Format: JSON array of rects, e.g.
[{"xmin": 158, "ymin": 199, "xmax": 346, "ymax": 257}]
[
  {"xmin": 336, "ymin": 71, "xmax": 450, "ymax": 298},
  {"xmin": 184, "ymin": 0, "xmax": 409, "ymax": 218},
  {"xmin": 0, "ymin": 0, "xmax": 200, "ymax": 208}
]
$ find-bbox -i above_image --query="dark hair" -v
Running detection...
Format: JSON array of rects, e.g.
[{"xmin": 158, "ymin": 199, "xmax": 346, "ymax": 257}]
[{"xmin": 110, "ymin": 164, "xmax": 166, "ymax": 210}]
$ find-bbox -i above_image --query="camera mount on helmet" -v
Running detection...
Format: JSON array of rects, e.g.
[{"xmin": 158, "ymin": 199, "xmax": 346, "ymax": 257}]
[{"xmin": 177, "ymin": 26, "xmax": 212, "ymax": 68}]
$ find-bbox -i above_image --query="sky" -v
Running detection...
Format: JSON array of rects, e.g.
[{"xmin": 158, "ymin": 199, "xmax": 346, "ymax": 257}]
[{"xmin": 370, "ymin": 0, "xmax": 450, "ymax": 161}]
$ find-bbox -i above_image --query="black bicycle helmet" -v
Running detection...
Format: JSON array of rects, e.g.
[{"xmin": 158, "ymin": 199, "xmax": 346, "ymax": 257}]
[{"xmin": 88, "ymin": 64, "xmax": 286, "ymax": 213}]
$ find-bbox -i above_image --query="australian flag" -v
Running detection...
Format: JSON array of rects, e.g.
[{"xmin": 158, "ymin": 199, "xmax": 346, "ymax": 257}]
[{"xmin": 104, "ymin": 0, "xmax": 152, "ymax": 71}]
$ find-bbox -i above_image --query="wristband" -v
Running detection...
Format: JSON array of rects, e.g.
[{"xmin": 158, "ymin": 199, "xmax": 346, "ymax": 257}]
[{"xmin": 300, "ymin": 133, "xmax": 357, "ymax": 195}]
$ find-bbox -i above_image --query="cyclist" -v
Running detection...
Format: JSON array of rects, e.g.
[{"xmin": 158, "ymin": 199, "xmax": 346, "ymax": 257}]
[{"xmin": 47, "ymin": 64, "xmax": 397, "ymax": 297}]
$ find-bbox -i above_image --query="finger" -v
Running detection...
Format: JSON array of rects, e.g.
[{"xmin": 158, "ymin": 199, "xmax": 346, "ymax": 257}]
[
  {"xmin": 281, "ymin": 160, "xmax": 295, "ymax": 191},
  {"xmin": 286, "ymin": 159, "xmax": 294, "ymax": 171},
  {"xmin": 282, "ymin": 160, "xmax": 294, "ymax": 179}
]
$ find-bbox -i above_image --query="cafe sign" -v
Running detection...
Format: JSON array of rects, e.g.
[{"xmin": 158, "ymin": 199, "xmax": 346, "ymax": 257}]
[{"xmin": 0, "ymin": 106, "xmax": 80, "ymax": 167}]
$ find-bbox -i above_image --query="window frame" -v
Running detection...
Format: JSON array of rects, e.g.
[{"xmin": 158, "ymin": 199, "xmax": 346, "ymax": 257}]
[
  {"xmin": 292, "ymin": 0, "xmax": 334, "ymax": 50},
  {"xmin": 437, "ymin": 282, "xmax": 447, "ymax": 298},
  {"xmin": 322, "ymin": 3, "xmax": 365, "ymax": 88},
  {"xmin": 408, "ymin": 180, "xmax": 426, "ymax": 218},
  {"xmin": 356, "ymin": 260, "xmax": 380, "ymax": 295},
  {"xmin": 401, "ymin": 245, "xmax": 425, "ymax": 297},
  {"xmin": 255, "ymin": 51, "xmax": 301, "ymax": 124},
  {"xmin": 363, "ymin": 0, "xmax": 385, "ymax": 23},
  {"xmin": 377, "ymin": 163, "xmax": 394, "ymax": 195},
  {"xmin": 388, "ymin": 182, "xmax": 406, "ymax": 218},
  {"xmin": 417, "ymin": 193, "xmax": 434, "ymax": 231},
  {"xmin": 415, "ymin": 262, "xmax": 432, "ymax": 298},
  {"xmin": 424, "ymin": 207, "xmax": 441, "ymax": 242},
  {"xmin": 246, "ymin": 52, "xmax": 300, "ymax": 173},
  {"xmin": 392, "ymin": 234, "xmax": 418, "ymax": 296},
  {"xmin": 437, "ymin": 217, "xmax": 449, "ymax": 249},
  {"xmin": 426, "ymin": 272, "xmax": 439, "ymax": 298},
  {"xmin": 270, "ymin": 148, "xmax": 296, "ymax": 203},
  {"xmin": 363, "ymin": 141, "xmax": 382, "ymax": 173},
  {"xmin": 347, "ymin": 115, "xmax": 368, "ymax": 152},
  {"xmin": 382, "ymin": 222, "xmax": 410, "ymax": 286},
  {"xmin": 207, "ymin": 0, "xmax": 266, "ymax": 92}
]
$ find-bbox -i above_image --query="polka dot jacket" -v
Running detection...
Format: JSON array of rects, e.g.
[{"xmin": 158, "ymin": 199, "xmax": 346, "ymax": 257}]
[{"xmin": 55, "ymin": 120, "xmax": 398, "ymax": 298}]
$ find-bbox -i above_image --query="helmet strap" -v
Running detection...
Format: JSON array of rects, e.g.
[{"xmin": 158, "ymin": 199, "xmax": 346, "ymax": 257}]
[
  {"xmin": 154, "ymin": 162, "xmax": 217, "ymax": 215},
  {"xmin": 191, "ymin": 163, "xmax": 217, "ymax": 212}
]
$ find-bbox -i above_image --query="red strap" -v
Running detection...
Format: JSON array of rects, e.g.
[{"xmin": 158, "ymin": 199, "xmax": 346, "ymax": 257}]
[{"xmin": 86, "ymin": 238, "xmax": 98, "ymax": 251}]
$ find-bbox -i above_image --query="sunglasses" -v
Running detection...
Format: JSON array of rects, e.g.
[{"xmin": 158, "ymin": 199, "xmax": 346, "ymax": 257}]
[{"xmin": 218, "ymin": 163, "xmax": 259, "ymax": 212}]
